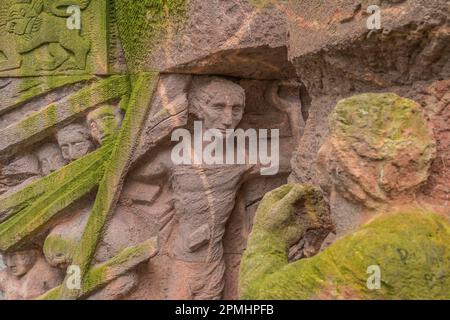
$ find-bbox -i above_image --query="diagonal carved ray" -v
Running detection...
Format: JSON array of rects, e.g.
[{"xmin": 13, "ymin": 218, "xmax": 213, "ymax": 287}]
[
  {"xmin": 0, "ymin": 76, "xmax": 94, "ymax": 117},
  {"xmin": 37, "ymin": 237, "xmax": 158, "ymax": 300},
  {"xmin": 0, "ymin": 75, "xmax": 130, "ymax": 160},
  {"xmin": 0, "ymin": 143, "xmax": 114, "ymax": 252},
  {"xmin": 58, "ymin": 72, "xmax": 160, "ymax": 299}
]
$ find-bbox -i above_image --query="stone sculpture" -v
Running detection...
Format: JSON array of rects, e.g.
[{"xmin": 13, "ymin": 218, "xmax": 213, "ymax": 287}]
[
  {"xmin": 0, "ymin": 248, "xmax": 62, "ymax": 300},
  {"xmin": 86, "ymin": 105, "xmax": 122, "ymax": 145},
  {"xmin": 0, "ymin": 0, "xmax": 448, "ymax": 301},
  {"xmin": 0, "ymin": 0, "xmax": 91, "ymax": 72},
  {"xmin": 132, "ymin": 76, "xmax": 250, "ymax": 300},
  {"xmin": 56, "ymin": 123, "xmax": 95, "ymax": 162},
  {"xmin": 35, "ymin": 143, "xmax": 67, "ymax": 175},
  {"xmin": 240, "ymin": 193, "xmax": 450, "ymax": 299}
]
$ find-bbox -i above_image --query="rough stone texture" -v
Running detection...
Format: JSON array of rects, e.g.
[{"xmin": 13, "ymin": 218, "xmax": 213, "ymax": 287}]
[
  {"xmin": 316, "ymin": 93, "xmax": 436, "ymax": 234},
  {"xmin": 0, "ymin": 0, "xmax": 449, "ymax": 300},
  {"xmin": 117, "ymin": 0, "xmax": 295, "ymax": 79},
  {"xmin": 241, "ymin": 207, "xmax": 450, "ymax": 300},
  {"xmin": 288, "ymin": 0, "xmax": 450, "ymax": 233},
  {"xmin": 0, "ymin": 0, "xmax": 108, "ymax": 76}
]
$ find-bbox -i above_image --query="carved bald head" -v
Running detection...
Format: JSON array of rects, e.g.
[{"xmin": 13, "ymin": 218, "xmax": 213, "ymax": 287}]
[
  {"xmin": 189, "ymin": 76, "xmax": 245, "ymax": 133},
  {"xmin": 87, "ymin": 105, "xmax": 122, "ymax": 145},
  {"xmin": 316, "ymin": 93, "xmax": 436, "ymax": 209},
  {"xmin": 35, "ymin": 143, "xmax": 66, "ymax": 175},
  {"xmin": 3, "ymin": 249, "xmax": 37, "ymax": 277},
  {"xmin": 56, "ymin": 123, "xmax": 94, "ymax": 162}
]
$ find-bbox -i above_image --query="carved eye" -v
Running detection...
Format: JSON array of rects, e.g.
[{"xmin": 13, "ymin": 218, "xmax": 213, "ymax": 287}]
[{"xmin": 232, "ymin": 106, "xmax": 242, "ymax": 115}]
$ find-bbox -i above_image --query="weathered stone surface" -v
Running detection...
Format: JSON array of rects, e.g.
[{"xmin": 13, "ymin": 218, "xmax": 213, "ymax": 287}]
[
  {"xmin": 288, "ymin": 0, "xmax": 450, "ymax": 235},
  {"xmin": 241, "ymin": 207, "xmax": 450, "ymax": 300},
  {"xmin": 0, "ymin": 248, "xmax": 62, "ymax": 300},
  {"xmin": 315, "ymin": 93, "xmax": 436, "ymax": 234},
  {"xmin": 0, "ymin": 76, "xmax": 129, "ymax": 161},
  {"xmin": 288, "ymin": 0, "xmax": 450, "ymax": 94},
  {"xmin": 116, "ymin": 0, "xmax": 295, "ymax": 79},
  {"xmin": 0, "ymin": 0, "xmax": 108, "ymax": 76},
  {"xmin": 0, "ymin": 0, "xmax": 448, "ymax": 301}
]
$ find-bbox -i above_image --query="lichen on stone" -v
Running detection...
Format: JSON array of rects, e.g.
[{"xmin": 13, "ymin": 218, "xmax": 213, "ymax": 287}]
[
  {"xmin": 240, "ymin": 206, "xmax": 450, "ymax": 300},
  {"xmin": 58, "ymin": 72, "xmax": 159, "ymax": 299},
  {"xmin": 115, "ymin": 0, "xmax": 187, "ymax": 72},
  {"xmin": 317, "ymin": 93, "xmax": 437, "ymax": 209}
]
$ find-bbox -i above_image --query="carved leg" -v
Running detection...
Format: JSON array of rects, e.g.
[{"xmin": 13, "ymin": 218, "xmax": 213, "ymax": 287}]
[
  {"xmin": 0, "ymin": 49, "xmax": 22, "ymax": 72},
  {"xmin": 37, "ymin": 43, "xmax": 69, "ymax": 71},
  {"xmin": 59, "ymin": 35, "xmax": 91, "ymax": 71}
]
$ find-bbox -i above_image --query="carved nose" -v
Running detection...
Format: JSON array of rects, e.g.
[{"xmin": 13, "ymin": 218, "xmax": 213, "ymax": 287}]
[{"xmin": 223, "ymin": 116, "xmax": 233, "ymax": 127}]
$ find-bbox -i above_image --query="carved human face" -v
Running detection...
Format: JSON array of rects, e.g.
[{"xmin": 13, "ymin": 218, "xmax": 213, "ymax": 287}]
[
  {"xmin": 87, "ymin": 106, "xmax": 121, "ymax": 145},
  {"xmin": 204, "ymin": 91, "xmax": 244, "ymax": 133},
  {"xmin": 193, "ymin": 79, "xmax": 245, "ymax": 134},
  {"xmin": 43, "ymin": 235, "xmax": 73, "ymax": 270},
  {"xmin": 4, "ymin": 250, "xmax": 37, "ymax": 277},
  {"xmin": 36, "ymin": 143, "xmax": 66, "ymax": 175},
  {"xmin": 57, "ymin": 125, "xmax": 93, "ymax": 162}
]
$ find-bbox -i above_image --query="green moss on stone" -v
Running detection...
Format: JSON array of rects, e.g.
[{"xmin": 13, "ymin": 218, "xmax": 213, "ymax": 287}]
[
  {"xmin": 240, "ymin": 184, "xmax": 332, "ymax": 299},
  {"xmin": 0, "ymin": 76, "xmax": 130, "ymax": 159},
  {"xmin": 38, "ymin": 238, "xmax": 157, "ymax": 300},
  {"xmin": 0, "ymin": 143, "xmax": 114, "ymax": 252},
  {"xmin": 240, "ymin": 208, "xmax": 450, "ymax": 300},
  {"xmin": 115, "ymin": 0, "xmax": 187, "ymax": 72},
  {"xmin": 331, "ymin": 93, "xmax": 434, "ymax": 158},
  {"xmin": 58, "ymin": 72, "xmax": 159, "ymax": 299}
]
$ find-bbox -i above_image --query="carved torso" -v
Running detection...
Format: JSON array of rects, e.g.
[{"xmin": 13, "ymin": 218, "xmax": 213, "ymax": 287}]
[{"xmin": 170, "ymin": 164, "xmax": 251, "ymax": 263}]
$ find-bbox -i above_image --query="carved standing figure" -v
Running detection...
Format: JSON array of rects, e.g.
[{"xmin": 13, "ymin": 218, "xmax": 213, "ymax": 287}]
[{"xmin": 130, "ymin": 76, "xmax": 293, "ymax": 299}]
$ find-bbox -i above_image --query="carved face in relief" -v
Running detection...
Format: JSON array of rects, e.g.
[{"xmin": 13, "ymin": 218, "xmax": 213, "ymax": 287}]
[
  {"xmin": 56, "ymin": 123, "xmax": 94, "ymax": 162},
  {"xmin": 43, "ymin": 234, "xmax": 75, "ymax": 270},
  {"xmin": 4, "ymin": 249, "xmax": 37, "ymax": 277},
  {"xmin": 87, "ymin": 105, "xmax": 122, "ymax": 145},
  {"xmin": 35, "ymin": 143, "xmax": 66, "ymax": 175},
  {"xmin": 189, "ymin": 77, "xmax": 245, "ymax": 133}
]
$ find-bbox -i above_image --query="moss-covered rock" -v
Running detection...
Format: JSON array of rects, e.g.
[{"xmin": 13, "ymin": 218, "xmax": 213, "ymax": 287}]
[
  {"xmin": 115, "ymin": 0, "xmax": 186, "ymax": 72},
  {"xmin": 239, "ymin": 184, "xmax": 334, "ymax": 299},
  {"xmin": 317, "ymin": 93, "xmax": 436, "ymax": 209},
  {"xmin": 240, "ymin": 198, "xmax": 450, "ymax": 299},
  {"xmin": 58, "ymin": 72, "xmax": 159, "ymax": 299},
  {"xmin": 38, "ymin": 237, "xmax": 158, "ymax": 300}
]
